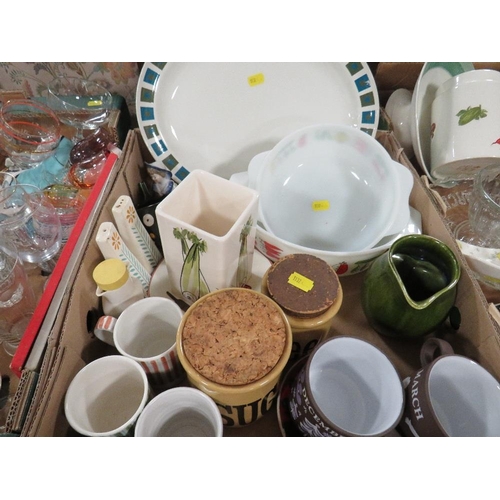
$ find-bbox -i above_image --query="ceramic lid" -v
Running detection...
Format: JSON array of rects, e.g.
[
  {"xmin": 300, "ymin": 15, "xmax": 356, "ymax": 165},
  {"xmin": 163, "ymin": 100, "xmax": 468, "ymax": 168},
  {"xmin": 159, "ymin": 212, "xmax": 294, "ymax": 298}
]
[
  {"xmin": 92, "ymin": 258, "xmax": 129, "ymax": 291},
  {"xmin": 266, "ymin": 254, "xmax": 340, "ymax": 318}
]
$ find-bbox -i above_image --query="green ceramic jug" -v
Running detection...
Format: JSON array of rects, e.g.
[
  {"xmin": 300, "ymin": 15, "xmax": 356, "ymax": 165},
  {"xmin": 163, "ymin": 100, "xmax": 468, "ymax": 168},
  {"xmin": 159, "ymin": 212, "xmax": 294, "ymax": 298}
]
[{"xmin": 361, "ymin": 234, "xmax": 461, "ymax": 338}]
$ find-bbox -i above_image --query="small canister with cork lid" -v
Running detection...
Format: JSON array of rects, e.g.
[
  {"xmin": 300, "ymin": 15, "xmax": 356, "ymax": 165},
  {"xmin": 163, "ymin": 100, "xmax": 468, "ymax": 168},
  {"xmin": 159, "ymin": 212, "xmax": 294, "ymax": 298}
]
[
  {"xmin": 261, "ymin": 253, "xmax": 343, "ymax": 365},
  {"xmin": 92, "ymin": 258, "xmax": 145, "ymax": 317}
]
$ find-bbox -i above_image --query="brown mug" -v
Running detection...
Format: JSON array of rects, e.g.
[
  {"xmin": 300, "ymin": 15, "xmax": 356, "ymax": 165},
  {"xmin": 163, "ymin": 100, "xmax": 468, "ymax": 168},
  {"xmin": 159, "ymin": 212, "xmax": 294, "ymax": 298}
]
[
  {"xmin": 288, "ymin": 336, "xmax": 405, "ymax": 437},
  {"xmin": 400, "ymin": 338, "xmax": 500, "ymax": 437}
]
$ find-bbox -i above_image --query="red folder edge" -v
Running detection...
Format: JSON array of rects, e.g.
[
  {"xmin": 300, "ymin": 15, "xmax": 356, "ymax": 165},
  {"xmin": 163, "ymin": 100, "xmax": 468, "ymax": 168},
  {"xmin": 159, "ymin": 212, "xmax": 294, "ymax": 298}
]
[{"xmin": 10, "ymin": 152, "xmax": 119, "ymax": 377}]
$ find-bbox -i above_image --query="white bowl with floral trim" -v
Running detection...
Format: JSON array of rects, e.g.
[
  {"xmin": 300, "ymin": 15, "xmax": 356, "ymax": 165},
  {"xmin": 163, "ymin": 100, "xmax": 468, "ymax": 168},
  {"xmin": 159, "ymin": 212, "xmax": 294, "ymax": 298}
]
[
  {"xmin": 254, "ymin": 124, "xmax": 414, "ymax": 253},
  {"xmin": 255, "ymin": 207, "xmax": 422, "ymax": 277}
]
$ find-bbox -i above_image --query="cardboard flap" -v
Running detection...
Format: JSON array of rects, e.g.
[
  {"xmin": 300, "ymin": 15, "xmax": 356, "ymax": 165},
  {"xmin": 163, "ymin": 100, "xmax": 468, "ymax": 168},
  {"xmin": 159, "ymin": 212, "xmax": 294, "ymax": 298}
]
[{"xmin": 22, "ymin": 346, "xmax": 85, "ymax": 437}]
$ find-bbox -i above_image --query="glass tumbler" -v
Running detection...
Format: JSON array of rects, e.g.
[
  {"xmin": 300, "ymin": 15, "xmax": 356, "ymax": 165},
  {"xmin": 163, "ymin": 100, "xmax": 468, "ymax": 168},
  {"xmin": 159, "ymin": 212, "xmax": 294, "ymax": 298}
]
[
  {"xmin": 0, "ymin": 99, "xmax": 62, "ymax": 173},
  {"xmin": 0, "ymin": 183, "xmax": 62, "ymax": 266},
  {"xmin": 0, "ymin": 171, "xmax": 17, "ymax": 190},
  {"xmin": 455, "ymin": 164, "xmax": 500, "ymax": 248},
  {"xmin": 43, "ymin": 183, "xmax": 86, "ymax": 244},
  {"xmin": 0, "ymin": 241, "xmax": 37, "ymax": 356}
]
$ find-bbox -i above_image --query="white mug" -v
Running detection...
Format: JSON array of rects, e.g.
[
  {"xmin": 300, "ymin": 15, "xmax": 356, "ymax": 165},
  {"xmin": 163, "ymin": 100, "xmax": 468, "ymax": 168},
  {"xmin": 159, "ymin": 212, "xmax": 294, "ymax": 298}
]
[
  {"xmin": 430, "ymin": 69, "xmax": 500, "ymax": 184},
  {"xmin": 134, "ymin": 386, "xmax": 223, "ymax": 437},
  {"xmin": 64, "ymin": 355, "xmax": 149, "ymax": 437},
  {"xmin": 94, "ymin": 296, "xmax": 185, "ymax": 387}
]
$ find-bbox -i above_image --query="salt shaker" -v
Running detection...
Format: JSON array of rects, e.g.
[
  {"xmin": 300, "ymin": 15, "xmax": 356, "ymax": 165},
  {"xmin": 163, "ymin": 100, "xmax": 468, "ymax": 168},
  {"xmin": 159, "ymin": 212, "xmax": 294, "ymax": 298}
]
[
  {"xmin": 92, "ymin": 258, "xmax": 145, "ymax": 317},
  {"xmin": 261, "ymin": 253, "xmax": 343, "ymax": 365},
  {"xmin": 95, "ymin": 221, "xmax": 151, "ymax": 292}
]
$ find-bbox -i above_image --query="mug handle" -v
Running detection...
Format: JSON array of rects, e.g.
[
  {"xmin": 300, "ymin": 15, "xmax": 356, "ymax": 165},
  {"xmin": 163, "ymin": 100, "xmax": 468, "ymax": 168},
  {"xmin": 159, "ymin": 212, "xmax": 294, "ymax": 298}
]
[
  {"xmin": 93, "ymin": 315, "xmax": 117, "ymax": 347},
  {"xmin": 420, "ymin": 338, "xmax": 455, "ymax": 367}
]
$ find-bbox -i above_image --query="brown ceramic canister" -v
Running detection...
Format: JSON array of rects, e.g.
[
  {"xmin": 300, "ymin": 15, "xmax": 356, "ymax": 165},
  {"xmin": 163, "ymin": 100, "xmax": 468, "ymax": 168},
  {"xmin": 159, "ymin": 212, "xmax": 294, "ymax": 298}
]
[
  {"xmin": 261, "ymin": 253, "xmax": 343, "ymax": 364},
  {"xmin": 176, "ymin": 287, "xmax": 293, "ymax": 427}
]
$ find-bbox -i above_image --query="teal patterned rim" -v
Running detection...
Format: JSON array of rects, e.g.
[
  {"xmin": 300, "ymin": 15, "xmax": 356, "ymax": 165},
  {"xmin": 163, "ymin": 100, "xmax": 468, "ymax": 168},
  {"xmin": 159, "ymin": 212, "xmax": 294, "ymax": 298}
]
[
  {"xmin": 136, "ymin": 62, "xmax": 380, "ymax": 183},
  {"xmin": 422, "ymin": 62, "xmax": 475, "ymax": 78}
]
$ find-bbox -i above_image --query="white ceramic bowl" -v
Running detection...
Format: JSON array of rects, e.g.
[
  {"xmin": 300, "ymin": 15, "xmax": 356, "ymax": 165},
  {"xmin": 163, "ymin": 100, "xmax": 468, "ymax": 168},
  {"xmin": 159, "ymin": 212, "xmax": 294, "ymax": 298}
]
[
  {"xmin": 254, "ymin": 124, "xmax": 414, "ymax": 252},
  {"xmin": 254, "ymin": 207, "xmax": 422, "ymax": 277},
  {"xmin": 456, "ymin": 239, "xmax": 500, "ymax": 290}
]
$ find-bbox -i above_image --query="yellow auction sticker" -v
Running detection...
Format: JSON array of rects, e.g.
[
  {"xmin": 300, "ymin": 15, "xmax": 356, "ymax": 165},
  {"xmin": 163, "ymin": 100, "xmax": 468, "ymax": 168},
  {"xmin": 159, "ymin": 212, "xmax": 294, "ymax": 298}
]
[
  {"xmin": 248, "ymin": 73, "xmax": 265, "ymax": 87},
  {"xmin": 88, "ymin": 100, "xmax": 103, "ymax": 107},
  {"xmin": 312, "ymin": 200, "xmax": 330, "ymax": 211},
  {"xmin": 288, "ymin": 272, "xmax": 314, "ymax": 292}
]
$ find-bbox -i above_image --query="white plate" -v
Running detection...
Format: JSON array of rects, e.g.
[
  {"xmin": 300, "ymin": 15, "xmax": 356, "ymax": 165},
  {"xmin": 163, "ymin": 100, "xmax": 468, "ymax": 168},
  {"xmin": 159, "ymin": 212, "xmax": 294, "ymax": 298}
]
[
  {"xmin": 411, "ymin": 62, "xmax": 474, "ymax": 182},
  {"xmin": 148, "ymin": 250, "xmax": 271, "ymax": 298},
  {"xmin": 136, "ymin": 63, "xmax": 379, "ymax": 183}
]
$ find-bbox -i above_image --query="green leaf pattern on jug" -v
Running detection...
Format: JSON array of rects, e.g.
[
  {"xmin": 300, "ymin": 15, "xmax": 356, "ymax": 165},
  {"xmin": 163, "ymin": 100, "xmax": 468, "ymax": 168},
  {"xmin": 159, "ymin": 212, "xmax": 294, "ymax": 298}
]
[{"xmin": 457, "ymin": 105, "xmax": 487, "ymax": 126}]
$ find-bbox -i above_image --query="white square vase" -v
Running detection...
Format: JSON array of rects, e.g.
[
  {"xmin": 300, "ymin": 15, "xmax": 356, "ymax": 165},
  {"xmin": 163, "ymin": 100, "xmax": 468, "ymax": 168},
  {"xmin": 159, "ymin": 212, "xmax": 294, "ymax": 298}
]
[{"xmin": 156, "ymin": 169, "xmax": 259, "ymax": 305}]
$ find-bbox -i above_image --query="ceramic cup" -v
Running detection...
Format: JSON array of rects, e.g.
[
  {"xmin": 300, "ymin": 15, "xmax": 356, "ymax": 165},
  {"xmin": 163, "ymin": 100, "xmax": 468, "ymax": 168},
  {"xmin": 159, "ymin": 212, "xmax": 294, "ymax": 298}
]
[
  {"xmin": 134, "ymin": 386, "xmax": 223, "ymax": 437},
  {"xmin": 361, "ymin": 234, "xmax": 461, "ymax": 339},
  {"xmin": 430, "ymin": 69, "xmax": 500, "ymax": 184},
  {"xmin": 64, "ymin": 355, "xmax": 149, "ymax": 437},
  {"xmin": 93, "ymin": 296, "xmax": 185, "ymax": 387},
  {"xmin": 156, "ymin": 169, "xmax": 259, "ymax": 305},
  {"xmin": 400, "ymin": 338, "xmax": 500, "ymax": 437},
  {"xmin": 288, "ymin": 336, "xmax": 404, "ymax": 437},
  {"xmin": 176, "ymin": 288, "xmax": 293, "ymax": 427}
]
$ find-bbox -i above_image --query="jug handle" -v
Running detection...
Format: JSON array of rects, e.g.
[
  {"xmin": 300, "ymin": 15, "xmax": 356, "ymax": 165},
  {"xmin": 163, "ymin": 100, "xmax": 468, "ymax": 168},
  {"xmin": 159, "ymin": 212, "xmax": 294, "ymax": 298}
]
[{"xmin": 420, "ymin": 337, "xmax": 455, "ymax": 367}]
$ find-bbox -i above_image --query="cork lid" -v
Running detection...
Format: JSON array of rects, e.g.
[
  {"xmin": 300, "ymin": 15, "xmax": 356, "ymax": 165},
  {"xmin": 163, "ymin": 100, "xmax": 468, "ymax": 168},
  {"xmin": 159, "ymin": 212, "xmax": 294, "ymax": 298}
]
[
  {"xmin": 181, "ymin": 288, "xmax": 288, "ymax": 386},
  {"xmin": 92, "ymin": 259, "xmax": 129, "ymax": 291},
  {"xmin": 266, "ymin": 254, "xmax": 340, "ymax": 318}
]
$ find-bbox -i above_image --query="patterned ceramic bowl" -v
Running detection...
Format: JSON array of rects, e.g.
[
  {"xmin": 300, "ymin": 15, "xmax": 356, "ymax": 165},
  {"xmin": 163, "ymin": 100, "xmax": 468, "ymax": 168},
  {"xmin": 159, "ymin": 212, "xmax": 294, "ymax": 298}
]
[
  {"xmin": 255, "ymin": 124, "xmax": 414, "ymax": 252},
  {"xmin": 255, "ymin": 207, "xmax": 422, "ymax": 277}
]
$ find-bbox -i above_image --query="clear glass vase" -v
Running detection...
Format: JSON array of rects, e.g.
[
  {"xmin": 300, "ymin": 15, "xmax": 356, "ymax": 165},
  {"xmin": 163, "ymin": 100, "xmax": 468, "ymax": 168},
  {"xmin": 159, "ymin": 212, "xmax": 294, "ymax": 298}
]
[{"xmin": 0, "ymin": 242, "xmax": 37, "ymax": 356}]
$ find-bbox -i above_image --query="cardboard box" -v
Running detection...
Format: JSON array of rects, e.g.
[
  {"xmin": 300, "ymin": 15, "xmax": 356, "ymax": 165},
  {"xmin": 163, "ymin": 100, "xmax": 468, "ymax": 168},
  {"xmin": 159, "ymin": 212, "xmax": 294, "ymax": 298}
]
[{"xmin": 2, "ymin": 122, "xmax": 498, "ymax": 437}]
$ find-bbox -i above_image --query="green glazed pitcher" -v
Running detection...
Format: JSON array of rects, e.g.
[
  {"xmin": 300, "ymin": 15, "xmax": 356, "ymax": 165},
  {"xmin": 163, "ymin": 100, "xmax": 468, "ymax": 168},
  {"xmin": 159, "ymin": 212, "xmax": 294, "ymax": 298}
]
[{"xmin": 361, "ymin": 234, "xmax": 461, "ymax": 339}]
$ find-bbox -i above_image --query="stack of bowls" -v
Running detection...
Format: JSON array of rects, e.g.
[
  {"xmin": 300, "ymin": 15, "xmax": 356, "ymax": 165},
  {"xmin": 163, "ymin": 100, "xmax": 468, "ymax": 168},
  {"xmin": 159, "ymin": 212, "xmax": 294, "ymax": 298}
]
[{"xmin": 235, "ymin": 123, "xmax": 418, "ymax": 276}]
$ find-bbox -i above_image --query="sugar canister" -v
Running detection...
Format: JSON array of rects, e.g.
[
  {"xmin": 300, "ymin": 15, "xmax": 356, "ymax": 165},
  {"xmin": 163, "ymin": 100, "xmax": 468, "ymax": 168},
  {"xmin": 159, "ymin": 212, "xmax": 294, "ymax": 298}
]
[
  {"xmin": 261, "ymin": 253, "xmax": 343, "ymax": 365},
  {"xmin": 93, "ymin": 258, "xmax": 145, "ymax": 317}
]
